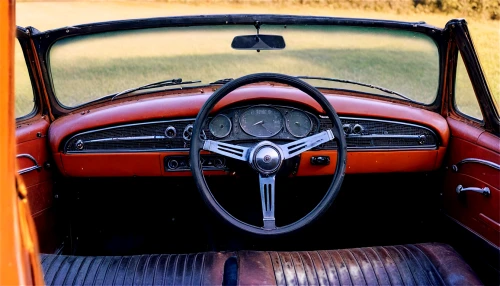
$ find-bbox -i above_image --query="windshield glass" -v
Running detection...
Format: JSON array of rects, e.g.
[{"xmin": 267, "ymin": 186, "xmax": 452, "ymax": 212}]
[{"xmin": 49, "ymin": 25, "xmax": 439, "ymax": 107}]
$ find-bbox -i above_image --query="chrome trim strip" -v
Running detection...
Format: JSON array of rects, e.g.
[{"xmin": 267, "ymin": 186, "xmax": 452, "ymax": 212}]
[
  {"xmin": 83, "ymin": 135, "xmax": 167, "ymax": 144},
  {"xmin": 65, "ymin": 146, "xmax": 438, "ymax": 154},
  {"xmin": 165, "ymin": 166, "xmax": 226, "ymax": 172},
  {"xmin": 346, "ymin": 145, "xmax": 437, "ymax": 150},
  {"xmin": 16, "ymin": 153, "xmax": 42, "ymax": 175},
  {"xmin": 346, "ymin": 134, "xmax": 422, "ymax": 139},
  {"xmin": 67, "ymin": 148, "xmax": 190, "ymax": 154},
  {"xmin": 452, "ymin": 158, "xmax": 500, "ymax": 172},
  {"xmin": 445, "ymin": 214, "xmax": 500, "ymax": 250}
]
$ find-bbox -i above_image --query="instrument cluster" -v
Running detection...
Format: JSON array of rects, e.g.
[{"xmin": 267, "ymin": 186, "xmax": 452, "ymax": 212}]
[{"xmin": 206, "ymin": 105, "xmax": 319, "ymax": 141}]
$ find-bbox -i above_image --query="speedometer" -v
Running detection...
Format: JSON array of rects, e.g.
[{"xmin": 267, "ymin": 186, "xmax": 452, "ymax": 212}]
[
  {"xmin": 239, "ymin": 106, "xmax": 283, "ymax": 138},
  {"xmin": 285, "ymin": 110, "xmax": 313, "ymax": 137}
]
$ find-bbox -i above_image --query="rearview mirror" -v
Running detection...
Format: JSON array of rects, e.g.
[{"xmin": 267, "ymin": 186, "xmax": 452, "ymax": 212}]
[{"xmin": 231, "ymin": 35, "xmax": 286, "ymax": 50}]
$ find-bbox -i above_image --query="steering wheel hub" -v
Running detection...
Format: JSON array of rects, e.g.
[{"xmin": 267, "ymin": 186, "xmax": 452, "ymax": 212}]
[{"xmin": 251, "ymin": 143, "xmax": 282, "ymax": 174}]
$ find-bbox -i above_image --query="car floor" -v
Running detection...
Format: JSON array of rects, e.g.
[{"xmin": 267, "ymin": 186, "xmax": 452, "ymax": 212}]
[{"xmin": 52, "ymin": 172, "xmax": 445, "ymax": 257}]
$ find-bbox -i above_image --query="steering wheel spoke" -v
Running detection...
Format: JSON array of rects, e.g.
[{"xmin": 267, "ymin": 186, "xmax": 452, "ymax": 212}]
[
  {"xmin": 259, "ymin": 174, "xmax": 276, "ymax": 230},
  {"xmin": 280, "ymin": 129, "xmax": 335, "ymax": 159},
  {"xmin": 202, "ymin": 140, "xmax": 250, "ymax": 161}
]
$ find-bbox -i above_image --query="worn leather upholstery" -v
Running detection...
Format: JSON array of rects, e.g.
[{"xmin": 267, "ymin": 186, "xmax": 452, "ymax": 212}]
[
  {"xmin": 40, "ymin": 252, "xmax": 234, "ymax": 286},
  {"xmin": 41, "ymin": 243, "xmax": 481, "ymax": 285},
  {"xmin": 263, "ymin": 243, "xmax": 482, "ymax": 286}
]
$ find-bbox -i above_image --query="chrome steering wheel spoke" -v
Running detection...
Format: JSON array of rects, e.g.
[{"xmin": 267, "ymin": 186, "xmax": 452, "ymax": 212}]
[
  {"xmin": 259, "ymin": 174, "xmax": 276, "ymax": 230},
  {"xmin": 202, "ymin": 140, "xmax": 250, "ymax": 161},
  {"xmin": 280, "ymin": 129, "xmax": 335, "ymax": 159}
]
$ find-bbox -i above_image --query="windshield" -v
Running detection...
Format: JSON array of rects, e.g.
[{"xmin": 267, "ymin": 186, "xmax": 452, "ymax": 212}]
[{"xmin": 49, "ymin": 25, "xmax": 440, "ymax": 107}]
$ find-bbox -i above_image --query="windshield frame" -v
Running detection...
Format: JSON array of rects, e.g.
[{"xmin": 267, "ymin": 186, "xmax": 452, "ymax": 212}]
[{"xmin": 29, "ymin": 14, "xmax": 447, "ymax": 116}]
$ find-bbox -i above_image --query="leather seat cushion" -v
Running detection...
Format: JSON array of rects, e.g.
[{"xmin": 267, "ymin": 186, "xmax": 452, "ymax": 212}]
[
  {"xmin": 41, "ymin": 243, "xmax": 481, "ymax": 285},
  {"xmin": 40, "ymin": 252, "xmax": 234, "ymax": 285},
  {"xmin": 259, "ymin": 243, "xmax": 482, "ymax": 286}
]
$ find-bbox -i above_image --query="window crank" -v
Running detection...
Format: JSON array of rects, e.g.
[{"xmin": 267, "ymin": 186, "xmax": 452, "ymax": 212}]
[{"xmin": 456, "ymin": 185, "xmax": 491, "ymax": 197}]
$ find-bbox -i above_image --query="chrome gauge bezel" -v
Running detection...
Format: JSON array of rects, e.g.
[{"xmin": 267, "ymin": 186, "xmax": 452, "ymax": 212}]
[
  {"xmin": 239, "ymin": 106, "xmax": 284, "ymax": 138},
  {"xmin": 285, "ymin": 109, "xmax": 313, "ymax": 138},
  {"xmin": 209, "ymin": 114, "xmax": 232, "ymax": 138}
]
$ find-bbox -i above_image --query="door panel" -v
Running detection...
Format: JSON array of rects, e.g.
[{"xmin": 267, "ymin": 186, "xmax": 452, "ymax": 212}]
[
  {"xmin": 443, "ymin": 118, "xmax": 499, "ymax": 247},
  {"xmin": 16, "ymin": 115, "xmax": 58, "ymax": 253},
  {"xmin": 16, "ymin": 25, "xmax": 58, "ymax": 254},
  {"xmin": 443, "ymin": 20, "xmax": 500, "ymax": 284}
]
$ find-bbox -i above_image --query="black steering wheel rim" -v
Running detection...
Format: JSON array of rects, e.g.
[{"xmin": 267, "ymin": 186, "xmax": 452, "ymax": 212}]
[{"xmin": 190, "ymin": 73, "xmax": 347, "ymax": 236}]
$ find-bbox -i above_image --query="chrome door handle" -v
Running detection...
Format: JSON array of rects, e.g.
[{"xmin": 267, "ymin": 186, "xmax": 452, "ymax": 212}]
[
  {"xmin": 16, "ymin": 154, "xmax": 41, "ymax": 175},
  {"xmin": 456, "ymin": 185, "xmax": 491, "ymax": 196}
]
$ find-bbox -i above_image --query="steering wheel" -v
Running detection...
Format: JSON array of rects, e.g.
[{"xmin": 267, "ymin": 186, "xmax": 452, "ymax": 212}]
[{"xmin": 190, "ymin": 73, "xmax": 347, "ymax": 235}]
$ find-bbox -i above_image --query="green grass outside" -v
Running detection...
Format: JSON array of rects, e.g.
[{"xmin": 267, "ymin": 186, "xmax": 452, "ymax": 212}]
[
  {"xmin": 15, "ymin": 2, "xmax": 499, "ymax": 119},
  {"xmin": 51, "ymin": 49, "xmax": 439, "ymax": 105},
  {"xmin": 49, "ymin": 26, "xmax": 439, "ymax": 107}
]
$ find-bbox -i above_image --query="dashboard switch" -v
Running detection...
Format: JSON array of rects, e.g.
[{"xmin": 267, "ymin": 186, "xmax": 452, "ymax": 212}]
[
  {"xmin": 310, "ymin": 156, "xmax": 330, "ymax": 165},
  {"xmin": 164, "ymin": 155, "xmax": 226, "ymax": 171},
  {"xmin": 167, "ymin": 159, "xmax": 179, "ymax": 169}
]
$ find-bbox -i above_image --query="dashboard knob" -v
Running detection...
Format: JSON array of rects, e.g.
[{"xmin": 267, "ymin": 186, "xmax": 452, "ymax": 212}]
[
  {"xmin": 352, "ymin": 124, "xmax": 364, "ymax": 134},
  {"xmin": 165, "ymin": 126, "xmax": 176, "ymax": 138},
  {"xmin": 342, "ymin": 124, "xmax": 352, "ymax": 134},
  {"xmin": 418, "ymin": 135, "xmax": 427, "ymax": 145},
  {"xmin": 167, "ymin": 159, "xmax": 179, "ymax": 169},
  {"xmin": 75, "ymin": 139, "xmax": 84, "ymax": 150},
  {"xmin": 183, "ymin": 124, "xmax": 193, "ymax": 141},
  {"xmin": 214, "ymin": 158, "xmax": 225, "ymax": 168}
]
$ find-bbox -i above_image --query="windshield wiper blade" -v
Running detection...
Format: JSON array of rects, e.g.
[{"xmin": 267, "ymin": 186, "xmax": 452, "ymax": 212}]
[
  {"xmin": 296, "ymin": 76, "xmax": 416, "ymax": 103},
  {"xmin": 210, "ymin": 78, "xmax": 234, "ymax": 85},
  {"xmin": 109, "ymin": 78, "xmax": 201, "ymax": 101}
]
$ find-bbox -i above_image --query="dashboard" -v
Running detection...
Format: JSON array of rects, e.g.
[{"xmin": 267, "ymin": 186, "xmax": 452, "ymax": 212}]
[
  {"xmin": 64, "ymin": 104, "xmax": 439, "ymax": 154},
  {"xmin": 49, "ymin": 86, "xmax": 450, "ymax": 177}
]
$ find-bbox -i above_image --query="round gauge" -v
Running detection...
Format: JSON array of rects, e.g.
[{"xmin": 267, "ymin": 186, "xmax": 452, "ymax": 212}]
[
  {"xmin": 239, "ymin": 106, "xmax": 283, "ymax": 138},
  {"xmin": 240, "ymin": 106, "xmax": 283, "ymax": 138},
  {"xmin": 209, "ymin": 114, "xmax": 232, "ymax": 138},
  {"xmin": 285, "ymin": 110, "xmax": 313, "ymax": 137}
]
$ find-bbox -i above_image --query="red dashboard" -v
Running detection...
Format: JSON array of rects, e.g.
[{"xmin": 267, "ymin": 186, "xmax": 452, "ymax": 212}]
[{"xmin": 48, "ymin": 85, "xmax": 450, "ymax": 177}]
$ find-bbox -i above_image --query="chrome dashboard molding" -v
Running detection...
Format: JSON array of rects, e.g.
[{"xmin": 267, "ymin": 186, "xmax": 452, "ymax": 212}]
[
  {"xmin": 63, "ymin": 113, "xmax": 440, "ymax": 154},
  {"xmin": 82, "ymin": 135, "xmax": 168, "ymax": 144}
]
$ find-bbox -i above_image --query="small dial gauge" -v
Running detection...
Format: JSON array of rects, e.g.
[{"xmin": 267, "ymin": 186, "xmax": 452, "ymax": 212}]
[
  {"xmin": 209, "ymin": 114, "xmax": 232, "ymax": 138},
  {"xmin": 239, "ymin": 106, "xmax": 283, "ymax": 138},
  {"xmin": 285, "ymin": 110, "xmax": 313, "ymax": 137}
]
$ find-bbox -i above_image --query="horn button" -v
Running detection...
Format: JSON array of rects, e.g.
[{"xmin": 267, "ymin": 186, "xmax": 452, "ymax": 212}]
[{"xmin": 251, "ymin": 143, "xmax": 282, "ymax": 174}]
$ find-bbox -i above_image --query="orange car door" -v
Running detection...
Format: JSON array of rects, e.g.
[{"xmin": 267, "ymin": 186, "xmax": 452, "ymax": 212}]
[
  {"xmin": 442, "ymin": 19, "xmax": 499, "ymax": 284},
  {"xmin": 15, "ymin": 27, "xmax": 58, "ymax": 254}
]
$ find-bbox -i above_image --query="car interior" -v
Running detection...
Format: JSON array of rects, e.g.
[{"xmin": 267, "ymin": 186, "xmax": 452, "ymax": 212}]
[{"xmin": 13, "ymin": 15, "xmax": 499, "ymax": 285}]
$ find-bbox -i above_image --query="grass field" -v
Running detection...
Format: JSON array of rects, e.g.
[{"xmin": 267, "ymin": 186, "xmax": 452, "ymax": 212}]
[{"xmin": 15, "ymin": 2, "xmax": 499, "ymax": 119}]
